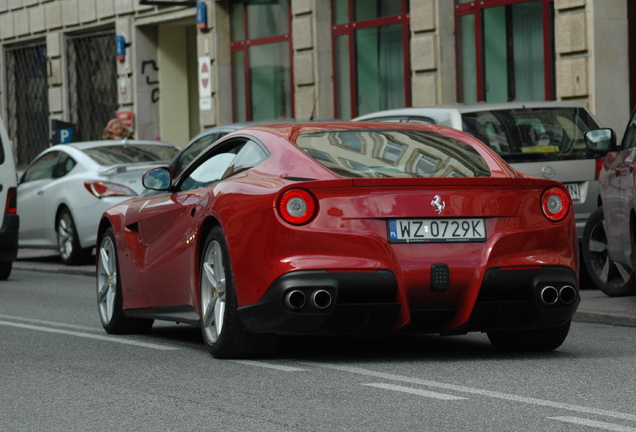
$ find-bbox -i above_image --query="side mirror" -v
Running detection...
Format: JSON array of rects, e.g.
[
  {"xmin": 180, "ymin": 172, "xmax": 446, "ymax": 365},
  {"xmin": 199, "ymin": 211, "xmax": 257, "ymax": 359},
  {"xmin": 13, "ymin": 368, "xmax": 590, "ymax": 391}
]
[
  {"xmin": 142, "ymin": 167, "xmax": 172, "ymax": 191},
  {"xmin": 584, "ymin": 128, "xmax": 616, "ymax": 153}
]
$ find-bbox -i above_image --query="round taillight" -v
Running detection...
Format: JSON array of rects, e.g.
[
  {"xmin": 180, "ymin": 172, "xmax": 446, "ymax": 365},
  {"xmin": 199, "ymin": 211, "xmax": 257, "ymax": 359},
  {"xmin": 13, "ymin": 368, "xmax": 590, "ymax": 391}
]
[
  {"xmin": 278, "ymin": 189, "xmax": 317, "ymax": 225},
  {"xmin": 541, "ymin": 186, "xmax": 570, "ymax": 222}
]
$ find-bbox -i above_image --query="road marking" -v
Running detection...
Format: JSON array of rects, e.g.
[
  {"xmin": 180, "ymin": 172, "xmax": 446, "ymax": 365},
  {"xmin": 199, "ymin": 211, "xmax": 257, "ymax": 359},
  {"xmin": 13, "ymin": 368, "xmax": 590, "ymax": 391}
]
[
  {"xmin": 0, "ymin": 320, "xmax": 178, "ymax": 351},
  {"xmin": 0, "ymin": 314, "xmax": 100, "ymax": 332},
  {"xmin": 363, "ymin": 383, "xmax": 467, "ymax": 400},
  {"xmin": 234, "ymin": 360, "xmax": 305, "ymax": 372},
  {"xmin": 550, "ymin": 416, "xmax": 636, "ymax": 432},
  {"xmin": 306, "ymin": 363, "xmax": 636, "ymax": 422}
]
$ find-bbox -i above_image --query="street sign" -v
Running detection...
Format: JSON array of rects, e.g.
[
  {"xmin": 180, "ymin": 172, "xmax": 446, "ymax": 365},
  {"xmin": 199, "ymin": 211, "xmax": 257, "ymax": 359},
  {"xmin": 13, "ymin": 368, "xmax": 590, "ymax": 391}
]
[
  {"xmin": 198, "ymin": 56, "xmax": 212, "ymax": 111},
  {"xmin": 116, "ymin": 110, "xmax": 134, "ymax": 129}
]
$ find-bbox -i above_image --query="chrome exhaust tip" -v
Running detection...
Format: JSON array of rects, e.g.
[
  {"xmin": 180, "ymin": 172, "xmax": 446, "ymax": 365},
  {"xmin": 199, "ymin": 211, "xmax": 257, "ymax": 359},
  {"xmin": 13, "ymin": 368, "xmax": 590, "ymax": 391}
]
[
  {"xmin": 540, "ymin": 286, "xmax": 559, "ymax": 305},
  {"xmin": 311, "ymin": 289, "xmax": 332, "ymax": 310},
  {"xmin": 284, "ymin": 290, "xmax": 306, "ymax": 310},
  {"xmin": 559, "ymin": 285, "xmax": 577, "ymax": 305}
]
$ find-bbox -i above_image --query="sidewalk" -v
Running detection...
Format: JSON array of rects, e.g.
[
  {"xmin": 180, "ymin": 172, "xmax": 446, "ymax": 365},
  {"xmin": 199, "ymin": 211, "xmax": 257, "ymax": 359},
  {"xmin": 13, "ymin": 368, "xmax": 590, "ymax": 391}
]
[
  {"xmin": 14, "ymin": 248, "xmax": 95, "ymax": 277},
  {"xmin": 12, "ymin": 249, "xmax": 636, "ymax": 328}
]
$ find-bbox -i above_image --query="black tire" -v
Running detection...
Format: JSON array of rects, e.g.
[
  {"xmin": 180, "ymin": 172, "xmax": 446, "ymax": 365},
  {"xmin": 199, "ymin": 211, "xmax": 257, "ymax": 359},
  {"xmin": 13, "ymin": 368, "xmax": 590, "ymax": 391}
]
[
  {"xmin": 199, "ymin": 227, "xmax": 273, "ymax": 359},
  {"xmin": 487, "ymin": 320, "xmax": 572, "ymax": 352},
  {"xmin": 0, "ymin": 261, "xmax": 12, "ymax": 281},
  {"xmin": 97, "ymin": 228, "xmax": 153, "ymax": 334},
  {"xmin": 582, "ymin": 207, "xmax": 635, "ymax": 296},
  {"xmin": 57, "ymin": 208, "xmax": 93, "ymax": 265}
]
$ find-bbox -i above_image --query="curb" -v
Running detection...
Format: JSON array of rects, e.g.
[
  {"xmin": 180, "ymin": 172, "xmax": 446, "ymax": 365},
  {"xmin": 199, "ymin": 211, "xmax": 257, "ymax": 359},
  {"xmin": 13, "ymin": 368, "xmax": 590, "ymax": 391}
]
[{"xmin": 573, "ymin": 311, "xmax": 636, "ymax": 328}]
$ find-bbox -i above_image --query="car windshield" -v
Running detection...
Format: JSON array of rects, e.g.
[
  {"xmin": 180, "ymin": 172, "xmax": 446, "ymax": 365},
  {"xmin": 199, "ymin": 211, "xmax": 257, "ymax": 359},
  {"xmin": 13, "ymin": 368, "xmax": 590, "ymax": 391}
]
[
  {"xmin": 461, "ymin": 107, "xmax": 599, "ymax": 163},
  {"xmin": 83, "ymin": 144, "xmax": 177, "ymax": 166},
  {"xmin": 295, "ymin": 130, "xmax": 491, "ymax": 178}
]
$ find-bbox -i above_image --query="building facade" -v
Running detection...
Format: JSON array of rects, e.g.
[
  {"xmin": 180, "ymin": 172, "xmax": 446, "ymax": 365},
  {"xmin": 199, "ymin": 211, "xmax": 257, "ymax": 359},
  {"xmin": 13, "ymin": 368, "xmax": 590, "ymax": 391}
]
[{"xmin": 0, "ymin": 0, "xmax": 632, "ymax": 168}]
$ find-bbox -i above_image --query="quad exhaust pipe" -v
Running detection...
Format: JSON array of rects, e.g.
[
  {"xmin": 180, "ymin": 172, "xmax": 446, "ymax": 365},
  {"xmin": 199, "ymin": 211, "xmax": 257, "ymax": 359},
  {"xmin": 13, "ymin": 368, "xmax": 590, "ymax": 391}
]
[
  {"xmin": 284, "ymin": 289, "xmax": 333, "ymax": 311},
  {"xmin": 558, "ymin": 285, "xmax": 577, "ymax": 305},
  {"xmin": 539, "ymin": 285, "xmax": 576, "ymax": 306},
  {"xmin": 311, "ymin": 290, "xmax": 332, "ymax": 309},
  {"xmin": 284, "ymin": 290, "xmax": 306, "ymax": 310}
]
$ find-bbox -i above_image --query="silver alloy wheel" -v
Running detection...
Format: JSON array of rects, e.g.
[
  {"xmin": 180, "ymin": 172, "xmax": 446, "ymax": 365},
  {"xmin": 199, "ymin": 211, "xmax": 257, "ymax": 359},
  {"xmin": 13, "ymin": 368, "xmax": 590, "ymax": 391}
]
[
  {"xmin": 57, "ymin": 212, "xmax": 75, "ymax": 260},
  {"xmin": 201, "ymin": 240, "xmax": 226, "ymax": 344},
  {"xmin": 587, "ymin": 218, "xmax": 633, "ymax": 286},
  {"xmin": 97, "ymin": 235, "xmax": 117, "ymax": 325}
]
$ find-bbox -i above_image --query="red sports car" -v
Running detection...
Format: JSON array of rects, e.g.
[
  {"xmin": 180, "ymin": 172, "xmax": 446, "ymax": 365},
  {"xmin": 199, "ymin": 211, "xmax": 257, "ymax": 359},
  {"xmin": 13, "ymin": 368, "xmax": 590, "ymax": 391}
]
[{"xmin": 96, "ymin": 122, "xmax": 580, "ymax": 358}]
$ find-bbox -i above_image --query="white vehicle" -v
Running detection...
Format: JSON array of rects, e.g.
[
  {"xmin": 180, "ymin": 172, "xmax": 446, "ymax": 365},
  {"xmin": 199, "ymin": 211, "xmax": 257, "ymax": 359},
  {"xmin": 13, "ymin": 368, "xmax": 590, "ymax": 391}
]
[
  {"xmin": 354, "ymin": 102, "xmax": 603, "ymax": 239},
  {"xmin": 0, "ymin": 116, "xmax": 18, "ymax": 280},
  {"xmin": 18, "ymin": 140, "xmax": 178, "ymax": 265}
]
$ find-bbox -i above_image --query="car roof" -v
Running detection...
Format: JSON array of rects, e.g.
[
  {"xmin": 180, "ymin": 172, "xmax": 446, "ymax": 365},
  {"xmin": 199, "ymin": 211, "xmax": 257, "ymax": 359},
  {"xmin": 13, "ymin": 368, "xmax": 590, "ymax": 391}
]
[
  {"xmin": 229, "ymin": 120, "xmax": 463, "ymax": 140},
  {"xmin": 353, "ymin": 101, "xmax": 593, "ymax": 118}
]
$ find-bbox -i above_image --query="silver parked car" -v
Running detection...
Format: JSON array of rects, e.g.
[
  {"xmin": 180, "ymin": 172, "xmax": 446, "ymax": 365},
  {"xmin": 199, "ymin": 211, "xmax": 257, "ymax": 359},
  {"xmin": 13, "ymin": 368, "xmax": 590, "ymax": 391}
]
[
  {"xmin": 354, "ymin": 102, "xmax": 603, "ymax": 238},
  {"xmin": 18, "ymin": 140, "xmax": 178, "ymax": 264}
]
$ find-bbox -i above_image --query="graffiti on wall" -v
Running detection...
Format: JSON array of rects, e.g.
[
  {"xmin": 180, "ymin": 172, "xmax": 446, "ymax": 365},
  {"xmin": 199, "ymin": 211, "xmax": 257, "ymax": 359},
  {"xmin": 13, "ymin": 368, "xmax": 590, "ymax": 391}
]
[
  {"xmin": 138, "ymin": 58, "xmax": 161, "ymax": 140},
  {"xmin": 142, "ymin": 60, "xmax": 160, "ymax": 103}
]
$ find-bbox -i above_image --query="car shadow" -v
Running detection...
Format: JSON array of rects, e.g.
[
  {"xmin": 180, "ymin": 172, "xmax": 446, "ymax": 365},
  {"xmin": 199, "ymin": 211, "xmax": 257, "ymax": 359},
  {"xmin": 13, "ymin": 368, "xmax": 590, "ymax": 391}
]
[{"xmin": 145, "ymin": 323, "xmax": 569, "ymax": 362}]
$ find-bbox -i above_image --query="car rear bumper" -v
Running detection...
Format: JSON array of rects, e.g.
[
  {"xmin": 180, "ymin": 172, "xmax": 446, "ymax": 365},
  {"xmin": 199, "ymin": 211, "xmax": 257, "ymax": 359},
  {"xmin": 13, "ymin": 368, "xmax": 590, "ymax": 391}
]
[
  {"xmin": 464, "ymin": 266, "xmax": 579, "ymax": 332},
  {"xmin": 238, "ymin": 266, "xmax": 579, "ymax": 336},
  {"xmin": 0, "ymin": 214, "xmax": 19, "ymax": 262},
  {"xmin": 238, "ymin": 270, "xmax": 401, "ymax": 335}
]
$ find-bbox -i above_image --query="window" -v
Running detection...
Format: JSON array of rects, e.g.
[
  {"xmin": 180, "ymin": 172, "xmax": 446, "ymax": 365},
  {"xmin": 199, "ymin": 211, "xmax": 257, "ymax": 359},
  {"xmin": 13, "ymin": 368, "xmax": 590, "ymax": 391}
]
[
  {"xmin": 455, "ymin": 0, "xmax": 555, "ymax": 102},
  {"xmin": 461, "ymin": 107, "xmax": 599, "ymax": 162},
  {"xmin": 52, "ymin": 153, "xmax": 77, "ymax": 179},
  {"xmin": 82, "ymin": 145, "xmax": 177, "ymax": 166},
  {"xmin": 296, "ymin": 130, "xmax": 491, "ymax": 178},
  {"xmin": 332, "ymin": 0, "xmax": 410, "ymax": 119},
  {"xmin": 172, "ymin": 134, "xmax": 219, "ymax": 177},
  {"xmin": 621, "ymin": 110, "xmax": 636, "ymax": 150},
  {"xmin": 179, "ymin": 139, "xmax": 268, "ymax": 191},
  {"xmin": 21, "ymin": 152, "xmax": 61, "ymax": 183},
  {"xmin": 230, "ymin": 0, "xmax": 293, "ymax": 122}
]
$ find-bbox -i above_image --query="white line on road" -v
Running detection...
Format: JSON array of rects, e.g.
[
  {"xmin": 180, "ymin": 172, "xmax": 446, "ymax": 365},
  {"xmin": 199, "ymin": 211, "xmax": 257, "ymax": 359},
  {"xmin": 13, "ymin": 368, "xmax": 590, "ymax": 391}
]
[
  {"xmin": 0, "ymin": 314, "xmax": 100, "ymax": 332},
  {"xmin": 363, "ymin": 383, "xmax": 467, "ymax": 400},
  {"xmin": 234, "ymin": 360, "xmax": 306, "ymax": 372},
  {"xmin": 550, "ymin": 416, "xmax": 636, "ymax": 432},
  {"xmin": 306, "ymin": 363, "xmax": 636, "ymax": 423},
  {"xmin": 0, "ymin": 320, "xmax": 178, "ymax": 351}
]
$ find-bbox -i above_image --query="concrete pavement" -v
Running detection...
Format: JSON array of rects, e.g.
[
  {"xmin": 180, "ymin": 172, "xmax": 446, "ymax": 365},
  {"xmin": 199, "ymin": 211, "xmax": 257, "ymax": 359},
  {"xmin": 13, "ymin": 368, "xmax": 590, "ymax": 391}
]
[{"xmin": 11, "ymin": 248, "xmax": 636, "ymax": 328}]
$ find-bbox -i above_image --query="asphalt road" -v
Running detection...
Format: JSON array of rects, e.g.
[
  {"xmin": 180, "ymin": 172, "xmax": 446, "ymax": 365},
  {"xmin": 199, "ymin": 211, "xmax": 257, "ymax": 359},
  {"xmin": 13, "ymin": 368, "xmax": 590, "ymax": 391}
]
[
  {"xmin": 13, "ymin": 248, "xmax": 636, "ymax": 329},
  {"xmin": 2, "ymin": 264, "xmax": 636, "ymax": 431}
]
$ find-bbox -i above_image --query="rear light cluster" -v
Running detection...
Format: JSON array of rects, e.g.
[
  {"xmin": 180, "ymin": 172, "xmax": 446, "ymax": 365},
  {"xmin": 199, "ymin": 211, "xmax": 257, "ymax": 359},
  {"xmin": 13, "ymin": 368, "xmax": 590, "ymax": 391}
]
[
  {"xmin": 541, "ymin": 186, "xmax": 570, "ymax": 222},
  {"xmin": 84, "ymin": 181, "xmax": 137, "ymax": 198},
  {"xmin": 4, "ymin": 187, "xmax": 17, "ymax": 214},
  {"xmin": 277, "ymin": 189, "xmax": 317, "ymax": 225}
]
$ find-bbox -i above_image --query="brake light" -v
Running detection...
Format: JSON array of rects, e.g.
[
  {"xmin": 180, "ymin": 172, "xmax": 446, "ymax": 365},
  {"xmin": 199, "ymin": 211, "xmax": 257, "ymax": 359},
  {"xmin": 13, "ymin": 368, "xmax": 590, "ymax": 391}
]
[
  {"xmin": 84, "ymin": 181, "xmax": 137, "ymax": 198},
  {"xmin": 278, "ymin": 189, "xmax": 317, "ymax": 225},
  {"xmin": 541, "ymin": 186, "xmax": 570, "ymax": 222},
  {"xmin": 595, "ymin": 156, "xmax": 605, "ymax": 180},
  {"xmin": 4, "ymin": 187, "xmax": 16, "ymax": 214}
]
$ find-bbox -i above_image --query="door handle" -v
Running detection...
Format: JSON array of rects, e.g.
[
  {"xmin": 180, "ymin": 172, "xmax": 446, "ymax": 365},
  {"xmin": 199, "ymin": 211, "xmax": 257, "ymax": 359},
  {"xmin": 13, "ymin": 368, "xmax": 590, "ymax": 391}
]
[{"xmin": 37, "ymin": 190, "xmax": 44, "ymax": 196}]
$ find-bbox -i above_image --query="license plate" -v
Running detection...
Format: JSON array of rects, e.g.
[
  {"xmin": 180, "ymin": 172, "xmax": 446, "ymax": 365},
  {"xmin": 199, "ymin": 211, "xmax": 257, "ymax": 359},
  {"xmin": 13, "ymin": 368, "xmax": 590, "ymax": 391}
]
[
  {"xmin": 388, "ymin": 218, "xmax": 486, "ymax": 243},
  {"xmin": 565, "ymin": 183, "xmax": 580, "ymax": 201}
]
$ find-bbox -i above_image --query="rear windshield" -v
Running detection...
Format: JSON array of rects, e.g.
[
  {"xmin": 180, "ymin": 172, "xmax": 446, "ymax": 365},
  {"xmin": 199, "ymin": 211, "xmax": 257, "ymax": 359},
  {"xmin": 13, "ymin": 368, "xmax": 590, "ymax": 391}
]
[
  {"xmin": 461, "ymin": 107, "xmax": 599, "ymax": 163},
  {"xmin": 295, "ymin": 130, "xmax": 490, "ymax": 178},
  {"xmin": 83, "ymin": 144, "xmax": 177, "ymax": 166}
]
